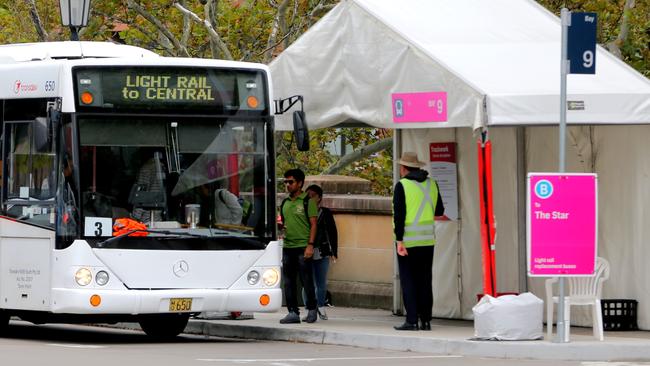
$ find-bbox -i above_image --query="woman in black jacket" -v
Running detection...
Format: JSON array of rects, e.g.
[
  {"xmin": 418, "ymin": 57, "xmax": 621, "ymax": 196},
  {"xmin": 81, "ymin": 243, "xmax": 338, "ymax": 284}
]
[{"xmin": 305, "ymin": 184, "xmax": 338, "ymax": 320}]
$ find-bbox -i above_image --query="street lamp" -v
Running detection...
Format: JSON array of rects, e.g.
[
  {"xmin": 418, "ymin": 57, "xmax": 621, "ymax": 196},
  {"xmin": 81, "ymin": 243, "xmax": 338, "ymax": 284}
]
[{"xmin": 59, "ymin": 0, "xmax": 92, "ymax": 41}]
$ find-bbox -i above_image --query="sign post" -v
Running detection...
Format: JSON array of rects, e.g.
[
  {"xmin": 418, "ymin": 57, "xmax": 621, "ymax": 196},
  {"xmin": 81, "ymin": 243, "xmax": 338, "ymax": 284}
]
[{"xmin": 556, "ymin": 8, "xmax": 597, "ymax": 343}]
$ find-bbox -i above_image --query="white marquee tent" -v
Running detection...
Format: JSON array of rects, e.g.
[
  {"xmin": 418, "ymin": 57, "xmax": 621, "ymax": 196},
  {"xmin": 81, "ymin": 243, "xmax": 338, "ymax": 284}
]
[{"xmin": 270, "ymin": 0, "xmax": 650, "ymax": 328}]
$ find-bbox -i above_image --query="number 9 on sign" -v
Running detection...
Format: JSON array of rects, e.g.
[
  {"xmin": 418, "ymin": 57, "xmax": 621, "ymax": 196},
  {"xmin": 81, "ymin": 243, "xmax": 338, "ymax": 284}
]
[{"xmin": 582, "ymin": 50, "xmax": 594, "ymax": 68}]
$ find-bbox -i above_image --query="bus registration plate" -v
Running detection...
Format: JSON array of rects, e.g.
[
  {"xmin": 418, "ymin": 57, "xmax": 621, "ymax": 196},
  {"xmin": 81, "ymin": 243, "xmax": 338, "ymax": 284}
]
[{"xmin": 169, "ymin": 298, "xmax": 192, "ymax": 312}]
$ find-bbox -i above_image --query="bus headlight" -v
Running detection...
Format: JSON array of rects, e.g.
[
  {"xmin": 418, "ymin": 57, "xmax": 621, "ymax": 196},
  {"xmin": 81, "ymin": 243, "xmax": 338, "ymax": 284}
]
[
  {"xmin": 74, "ymin": 268, "xmax": 92, "ymax": 286},
  {"xmin": 95, "ymin": 271, "xmax": 110, "ymax": 286},
  {"xmin": 247, "ymin": 270, "xmax": 260, "ymax": 285},
  {"xmin": 263, "ymin": 268, "xmax": 280, "ymax": 286}
]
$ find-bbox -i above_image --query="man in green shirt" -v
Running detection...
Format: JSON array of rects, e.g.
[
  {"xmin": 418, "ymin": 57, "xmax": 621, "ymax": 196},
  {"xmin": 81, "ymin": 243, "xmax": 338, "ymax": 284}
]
[{"xmin": 279, "ymin": 168, "xmax": 319, "ymax": 324}]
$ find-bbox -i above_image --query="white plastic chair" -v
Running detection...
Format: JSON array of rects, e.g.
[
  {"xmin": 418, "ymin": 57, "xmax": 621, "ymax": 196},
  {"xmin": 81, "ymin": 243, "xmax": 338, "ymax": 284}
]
[{"xmin": 545, "ymin": 257, "xmax": 610, "ymax": 341}]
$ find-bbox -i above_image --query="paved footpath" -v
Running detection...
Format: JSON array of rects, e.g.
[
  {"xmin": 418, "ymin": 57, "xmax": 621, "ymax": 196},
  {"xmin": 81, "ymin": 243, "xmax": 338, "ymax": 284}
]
[{"xmin": 115, "ymin": 307, "xmax": 650, "ymax": 362}]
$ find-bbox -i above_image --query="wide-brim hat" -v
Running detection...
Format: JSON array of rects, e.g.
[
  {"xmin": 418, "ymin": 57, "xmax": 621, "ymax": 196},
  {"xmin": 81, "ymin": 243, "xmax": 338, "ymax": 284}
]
[{"xmin": 399, "ymin": 152, "xmax": 424, "ymax": 168}]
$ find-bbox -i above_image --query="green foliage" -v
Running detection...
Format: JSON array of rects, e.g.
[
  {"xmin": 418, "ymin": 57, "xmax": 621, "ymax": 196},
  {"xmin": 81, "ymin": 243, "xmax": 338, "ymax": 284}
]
[
  {"xmin": 537, "ymin": 0, "xmax": 649, "ymax": 77},
  {"xmin": 0, "ymin": 2, "xmax": 37, "ymax": 43},
  {"xmin": 276, "ymin": 128, "xmax": 393, "ymax": 195},
  {"xmin": 0, "ymin": 0, "xmax": 335, "ymax": 59},
  {"xmin": 1, "ymin": 1, "xmax": 644, "ymax": 72}
]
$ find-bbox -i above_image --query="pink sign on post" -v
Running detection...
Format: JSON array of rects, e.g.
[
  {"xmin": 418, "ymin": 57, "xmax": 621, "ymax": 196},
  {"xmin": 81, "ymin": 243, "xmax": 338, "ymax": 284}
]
[
  {"xmin": 392, "ymin": 91, "xmax": 447, "ymax": 123},
  {"xmin": 527, "ymin": 173, "xmax": 597, "ymax": 276}
]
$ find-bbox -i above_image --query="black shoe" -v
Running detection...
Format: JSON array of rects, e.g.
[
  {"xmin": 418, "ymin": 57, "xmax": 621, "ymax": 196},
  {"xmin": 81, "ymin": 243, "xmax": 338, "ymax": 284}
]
[
  {"xmin": 305, "ymin": 309, "xmax": 318, "ymax": 323},
  {"xmin": 393, "ymin": 322, "xmax": 418, "ymax": 331},
  {"xmin": 279, "ymin": 312, "xmax": 300, "ymax": 324},
  {"xmin": 420, "ymin": 321, "xmax": 431, "ymax": 331}
]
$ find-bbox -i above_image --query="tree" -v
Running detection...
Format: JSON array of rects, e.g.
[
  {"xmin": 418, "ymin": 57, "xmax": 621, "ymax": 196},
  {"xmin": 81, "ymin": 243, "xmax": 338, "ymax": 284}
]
[
  {"xmin": 1, "ymin": 1, "xmax": 647, "ymax": 73},
  {"xmin": 1, "ymin": 0, "xmax": 647, "ymax": 195},
  {"xmin": 276, "ymin": 128, "xmax": 394, "ymax": 195}
]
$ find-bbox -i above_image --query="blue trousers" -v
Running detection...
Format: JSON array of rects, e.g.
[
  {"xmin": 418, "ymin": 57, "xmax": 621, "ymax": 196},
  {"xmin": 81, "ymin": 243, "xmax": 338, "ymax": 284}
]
[{"xmin": 312, "ymin": 257, "xmax": 330, "ymax": 307}]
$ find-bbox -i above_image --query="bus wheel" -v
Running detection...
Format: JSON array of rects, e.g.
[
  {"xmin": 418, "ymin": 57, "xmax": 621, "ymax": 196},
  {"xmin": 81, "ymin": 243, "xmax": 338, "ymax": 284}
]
[
  {"xmin": 0, "ymin": 311, "xmax": 9, "ymax": 334},
  {"xmin": 138, "ymin": 313, "xmax": 189, "ymax": 340}
]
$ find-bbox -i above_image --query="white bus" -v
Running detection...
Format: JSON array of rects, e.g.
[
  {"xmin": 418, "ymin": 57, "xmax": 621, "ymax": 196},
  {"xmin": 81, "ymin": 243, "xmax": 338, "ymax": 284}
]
[{"xmin": 0, "ymin": 42, "xmax": 288, "ymax": 338}]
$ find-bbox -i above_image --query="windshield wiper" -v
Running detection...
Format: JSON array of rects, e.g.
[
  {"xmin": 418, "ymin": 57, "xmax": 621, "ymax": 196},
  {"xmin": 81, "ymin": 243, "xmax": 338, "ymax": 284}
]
[{"xmin": 96, "ymin": 229, "xmax": 214, "ymax": 248}]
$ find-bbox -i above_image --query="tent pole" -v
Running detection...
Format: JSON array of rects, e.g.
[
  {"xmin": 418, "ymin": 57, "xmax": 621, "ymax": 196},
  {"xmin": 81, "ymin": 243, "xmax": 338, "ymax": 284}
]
[
  {"xmin": 484, "ymin": 137, "xmax": 496, "ymax": 295},
  {"xmin": 392, "ymin": 129, "xmax": 404, "ymax": 315},
  {"xmin": 477, "ymin": 131, "xmax": 496, "ymax": 297},
  {"xmin": 517, "ymin": 127, "xmax": 528, "ymax": 293}
]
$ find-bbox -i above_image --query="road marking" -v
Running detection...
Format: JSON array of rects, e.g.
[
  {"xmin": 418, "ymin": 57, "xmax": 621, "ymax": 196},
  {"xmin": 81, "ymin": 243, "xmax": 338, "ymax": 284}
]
[
  {"xmin": 583, "ymin": 363, "xmax": 650, "ymax": 366},
  {"xmin": 47, "ymin": 343, "xmax": 106, "ymax": 349},
  {"xmin": 197, "ymin": 355, "xmax": 462, "ymax": 362}
]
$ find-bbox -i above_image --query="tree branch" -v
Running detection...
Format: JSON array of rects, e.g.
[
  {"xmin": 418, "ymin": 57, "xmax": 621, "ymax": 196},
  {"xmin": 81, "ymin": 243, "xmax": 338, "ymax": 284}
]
[
  {"xmin": 306, "ymin": 1, "xmax": 335, "ymax": 28},
  {"xmin": 174, "ymin": 2, "xmax": 233, "ymax": 60},
  {"xmin": 264, "ymin": 0, "xmax": 290, "ymax": 63},
  {"xmin": 204, "ymin": 0, "xmax": 219, "ymax": 59},
  {"xmin": 276, "ymin": 131, "xmax": 297, "ymax": 167},
  {"xmin": 323, "ymin": 137, "xmax": 393, "ymax": 175},
  {"xmin": 606, "ymin": 0, "xmax": 635, "ymax": 59},
  {"xmin": 281, "ymin": 1, "xmax": 335, "ymax": 50},
  {"xmin": 127, "ymin": 0, "xmax": 190, "ymax": 57},
  {"xmin": 26, "ymin": 0, "xmax": 48, "ymax": 41},
  {"xmin": 180, "ymin": 0, "xmax": 191, "ymax": 48},
  {"xmin": 257, "ymin": 31, "xmax": 292, "ymax": 58},
  {"xmin": 95, "ymin": 11, "xmax": 171, "ymax": 52},
  {"xmin": 286, "ymin": 0, "xmax": 299, "ymax": 49}
]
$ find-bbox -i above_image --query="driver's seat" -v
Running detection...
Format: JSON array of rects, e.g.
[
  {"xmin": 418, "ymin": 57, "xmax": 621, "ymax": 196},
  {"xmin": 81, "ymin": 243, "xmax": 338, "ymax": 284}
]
[{"xmin": 130, "ymin": 152, "xmax": 167, "ymax": 223}]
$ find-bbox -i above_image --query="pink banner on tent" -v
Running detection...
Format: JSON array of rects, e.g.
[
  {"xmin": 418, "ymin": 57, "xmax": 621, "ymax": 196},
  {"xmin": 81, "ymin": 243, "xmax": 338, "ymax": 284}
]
[
  {"xmin": 391, "ymin": 91, "xmax": 447, "ymax": 123},
  {"xmin": 527, "ymin": 174, "xmax": 597, "ymax": 276}
]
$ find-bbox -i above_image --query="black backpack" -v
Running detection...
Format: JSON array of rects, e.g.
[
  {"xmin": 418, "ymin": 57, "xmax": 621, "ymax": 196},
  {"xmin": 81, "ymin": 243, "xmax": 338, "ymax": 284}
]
[{"xmin": 279, "ymin": 195, "xmax": 310, "ymax": 224}]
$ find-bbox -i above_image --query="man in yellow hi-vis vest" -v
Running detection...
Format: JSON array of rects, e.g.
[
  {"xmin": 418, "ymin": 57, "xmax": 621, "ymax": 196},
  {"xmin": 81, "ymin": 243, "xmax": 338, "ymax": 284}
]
[{"xmin": 393, "ymin": 152, "xmax": 444, "ymax": 331}]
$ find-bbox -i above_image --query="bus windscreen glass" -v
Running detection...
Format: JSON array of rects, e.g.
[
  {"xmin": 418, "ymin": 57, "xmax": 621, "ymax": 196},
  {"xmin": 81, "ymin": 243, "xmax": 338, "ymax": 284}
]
[{"xmin": 74, "ymin": 67, "xmax": 267, "ymax": 113}]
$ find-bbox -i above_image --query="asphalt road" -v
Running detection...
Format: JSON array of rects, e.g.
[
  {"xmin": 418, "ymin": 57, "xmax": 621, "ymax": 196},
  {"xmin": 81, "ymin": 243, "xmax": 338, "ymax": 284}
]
[{"xmin": 0, "ymin": 321, "xmax": 641, "ymax": 366}]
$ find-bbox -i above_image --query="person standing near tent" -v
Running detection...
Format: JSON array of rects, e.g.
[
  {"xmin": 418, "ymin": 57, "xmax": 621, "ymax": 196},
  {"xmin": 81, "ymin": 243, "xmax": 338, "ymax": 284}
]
[
  {"xmin": 304, "ymin": 184, "xmax": 338, "ymax": 320},
  {"xmin": 278, "ymin": 168, "xmax": 319, "ymax": 324},
  {"xmin": 393, "ymin": 152, "xmax": 444, "ymax": 331}
]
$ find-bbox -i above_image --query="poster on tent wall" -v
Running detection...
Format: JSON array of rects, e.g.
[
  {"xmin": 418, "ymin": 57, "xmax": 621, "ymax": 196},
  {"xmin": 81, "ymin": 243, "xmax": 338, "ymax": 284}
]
[
  {"xmin": 429, "ymin": 143, "xmax": 458, "ymax": 221},
  {"xmin": 527, "ymin": 173, "xmax": 597, "ymax": 277}
]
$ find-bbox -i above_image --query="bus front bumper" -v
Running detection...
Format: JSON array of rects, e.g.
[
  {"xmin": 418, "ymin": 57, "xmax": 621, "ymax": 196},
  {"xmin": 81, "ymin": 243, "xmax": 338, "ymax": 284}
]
[{"xmin": 50, "ymin": 287, "xmax": 282, "ymax": 314}]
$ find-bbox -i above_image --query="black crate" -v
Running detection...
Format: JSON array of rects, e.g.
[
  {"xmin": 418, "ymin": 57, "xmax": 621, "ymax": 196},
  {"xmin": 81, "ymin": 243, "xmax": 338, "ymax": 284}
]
[{"xmin": 601, "ymin": 299, "xmax": 638, "ymax": 331}]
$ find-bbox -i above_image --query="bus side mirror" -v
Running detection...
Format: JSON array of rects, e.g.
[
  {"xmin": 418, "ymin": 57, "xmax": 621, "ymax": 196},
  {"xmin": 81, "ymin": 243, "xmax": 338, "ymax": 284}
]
[{"xmin": 293, "ymin": 110, "xmax": 309, "ymax": 152}]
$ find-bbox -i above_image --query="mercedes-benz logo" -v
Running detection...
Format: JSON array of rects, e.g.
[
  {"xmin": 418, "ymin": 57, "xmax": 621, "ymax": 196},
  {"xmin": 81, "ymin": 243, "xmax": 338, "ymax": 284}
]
[{"xmin": 173, "ymin": 260, "xmax": 190, "ymax": 277}]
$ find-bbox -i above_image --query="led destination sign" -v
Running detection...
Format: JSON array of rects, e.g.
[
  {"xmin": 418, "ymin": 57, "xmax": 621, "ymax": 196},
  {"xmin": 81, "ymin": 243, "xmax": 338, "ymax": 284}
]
[
  {"xmin": 74, "ymin": 67, "xmax": 266, "ymax": 113},
  {"xmin": 122, "ymin": 75, "xmax": 216, "ymax": 101}
]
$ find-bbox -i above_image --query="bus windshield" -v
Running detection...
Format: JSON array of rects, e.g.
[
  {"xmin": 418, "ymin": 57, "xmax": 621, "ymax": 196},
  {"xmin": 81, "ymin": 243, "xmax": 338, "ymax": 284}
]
[{"xmin": 77, "ymin": 115, "xmax": 270, "ymax": 242}]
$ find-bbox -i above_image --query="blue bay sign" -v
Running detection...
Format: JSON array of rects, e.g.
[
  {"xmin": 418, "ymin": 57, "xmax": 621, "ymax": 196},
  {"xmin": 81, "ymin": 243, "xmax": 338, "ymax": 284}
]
[{"xmin": 567, "ymin": 12, "xmax": 597, "ymax": 74}]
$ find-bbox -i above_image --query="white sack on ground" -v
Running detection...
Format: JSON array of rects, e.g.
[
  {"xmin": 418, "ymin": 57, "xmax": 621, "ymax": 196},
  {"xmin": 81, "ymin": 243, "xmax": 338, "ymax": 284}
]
[{"xmin": 472, "ymin": 292, "xmax": 543, "ymax": 341}]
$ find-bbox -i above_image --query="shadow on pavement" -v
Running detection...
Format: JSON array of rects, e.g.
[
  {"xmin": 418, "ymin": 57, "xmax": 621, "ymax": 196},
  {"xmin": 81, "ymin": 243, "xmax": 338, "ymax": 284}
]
[{"xmin": 0, "ymin": 320, "xmax": 251, "ymax": 345}]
